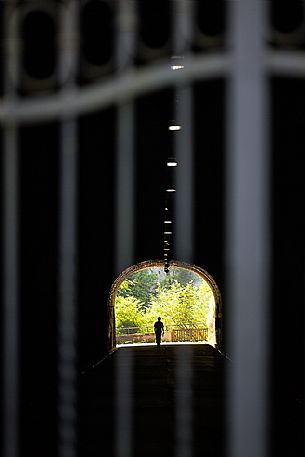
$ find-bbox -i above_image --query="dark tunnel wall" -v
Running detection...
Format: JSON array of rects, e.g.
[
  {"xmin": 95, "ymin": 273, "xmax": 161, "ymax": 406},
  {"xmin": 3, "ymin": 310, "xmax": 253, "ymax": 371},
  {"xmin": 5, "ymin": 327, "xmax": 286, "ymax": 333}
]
[
  {"xmin": 78, "ymin": 81, "xmax": 226, "ymax": 370},
  {"xmin": 270, "ymin": 77, "xmax": 305, "ymax": 456},
  {"xmin": 1, "ymin": 2, "xmax": 305, "ymax": 457},
  {"xmin": 5, "ymin": 83, "xmax": 226, "ymax": 457},
  {"xmin": 77, "ymin": 108, "xmax": 116, "ymax": 368},
  {"xmin": 4, "ymin": 76, "xmax": 304, "ymax": 457},
  {"xmin": 18, "ymin": 123, "xmax": 60, "ymax": 455},
  {"xmin": 10, "ymin": 81, "xmax": 226, "ymax": 370}
]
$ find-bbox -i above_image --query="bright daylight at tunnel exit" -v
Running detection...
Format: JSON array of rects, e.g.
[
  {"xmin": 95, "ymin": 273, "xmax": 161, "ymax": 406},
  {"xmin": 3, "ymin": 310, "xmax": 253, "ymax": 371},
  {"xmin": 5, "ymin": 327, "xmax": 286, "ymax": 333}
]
[{"xmin": 111, "ymin": 262, "xmax": 222, "ymax": 348}]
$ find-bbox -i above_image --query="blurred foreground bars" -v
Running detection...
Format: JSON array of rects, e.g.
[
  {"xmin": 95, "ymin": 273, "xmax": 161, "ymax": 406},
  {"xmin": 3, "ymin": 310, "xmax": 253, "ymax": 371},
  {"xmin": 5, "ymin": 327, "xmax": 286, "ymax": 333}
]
[{"xmin": 1, "ymin": 1, "xmax": 305, "ymax": 457}]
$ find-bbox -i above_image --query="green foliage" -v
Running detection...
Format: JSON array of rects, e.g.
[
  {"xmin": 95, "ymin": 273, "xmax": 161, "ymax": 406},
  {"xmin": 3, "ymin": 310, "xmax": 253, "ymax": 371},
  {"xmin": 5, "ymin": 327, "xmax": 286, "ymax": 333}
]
[
  {"xmin": 117, "ymin": 268, "xmax": 161, "ymax": 311},
  {"xmin": 144, "ymin": 280, "xmax": 211, "ymax": 328},
  {"xmin": 163, "ymin": 268, "xmax": 198, "ymax": 288},
  {"xmin": 117, "ymin": 279, "xmax": 133, "ymax": 297},
  {"xmin": 115, "ymin": 267, "xmax": 214, "ymax": 333},
  {"xmin": 115, "ymin": 295, "xmax": 145, "ymax": 333}
]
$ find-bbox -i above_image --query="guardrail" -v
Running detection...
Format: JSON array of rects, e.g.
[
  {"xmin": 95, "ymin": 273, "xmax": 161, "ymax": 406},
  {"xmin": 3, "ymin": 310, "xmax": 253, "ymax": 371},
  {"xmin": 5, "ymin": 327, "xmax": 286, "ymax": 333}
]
[
  {"xmin": 116, "ymin": 322, "xmax": 208, "ymax": 334},
  {"xmin": 116, "ymin": 324, "xmax": 209, "ymax": 344}
]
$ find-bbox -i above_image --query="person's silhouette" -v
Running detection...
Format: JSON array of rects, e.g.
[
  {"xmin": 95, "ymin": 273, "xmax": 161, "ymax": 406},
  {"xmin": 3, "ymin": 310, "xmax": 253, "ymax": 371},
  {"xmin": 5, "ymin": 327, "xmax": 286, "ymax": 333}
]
[{"xmin": 154, "ymin": 317, "xmax": 164, "ymax": 347}]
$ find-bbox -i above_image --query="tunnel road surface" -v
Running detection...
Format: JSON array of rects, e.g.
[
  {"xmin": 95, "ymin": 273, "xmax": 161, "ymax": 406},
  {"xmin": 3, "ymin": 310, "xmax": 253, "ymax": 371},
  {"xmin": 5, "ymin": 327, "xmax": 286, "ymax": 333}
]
[{"xmin": 79, "ymin": 343, "xmax": 227, "ymax": 457}]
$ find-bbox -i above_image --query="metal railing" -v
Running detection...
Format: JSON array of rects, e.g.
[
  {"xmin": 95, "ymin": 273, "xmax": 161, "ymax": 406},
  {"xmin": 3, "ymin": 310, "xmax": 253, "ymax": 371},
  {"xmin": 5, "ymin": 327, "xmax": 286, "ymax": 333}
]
[
  {"xmin": 116, "ymin": 324, "xmax": 209, "ymax": 345},
  {"xmin": 116, "ymin": 322, "xmax": 208, "ymax": 335},
  {"xmin": 172, "ymin": 328, "xmax": 208, "ymax": 342}
]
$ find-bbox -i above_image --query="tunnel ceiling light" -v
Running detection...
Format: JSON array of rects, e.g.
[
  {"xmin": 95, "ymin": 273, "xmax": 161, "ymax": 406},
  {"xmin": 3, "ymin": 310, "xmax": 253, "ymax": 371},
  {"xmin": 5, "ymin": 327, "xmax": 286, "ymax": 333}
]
[
  {"xmin": 164, "ymin": 231, "xmax": 172, "ymax": 235},
  {"xmin": 166, "ymin": 185, "xmax": 176, "ymax": 192},
  {"xmin": 167, "ymin": 157, "xmax": 178, "ymax": 167},
  {"xmin": 168, "ymin": 119, "xmax": 181, "ymax": 131},
  {"xmin": 164, "ymin": 220, "xmax": 172, "ymax": 224},
  {"xmin": 171, "ymin": 55, "xmax": 184, "ymax": 71},
  {"xmin": 168, "ymin": 124, "xmax": 181, "ymax": 131},
  {"xmin": 171, "ymin": 64, "xmax": 184, "ymax": 70}
]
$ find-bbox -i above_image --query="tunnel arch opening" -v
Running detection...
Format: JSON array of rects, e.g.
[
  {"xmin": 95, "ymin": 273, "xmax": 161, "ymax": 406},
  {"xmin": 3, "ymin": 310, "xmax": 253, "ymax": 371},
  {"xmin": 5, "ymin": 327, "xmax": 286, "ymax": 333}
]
[{"xmin": 107, "ymin": 260, "xmax": 223, "ymax": 352}]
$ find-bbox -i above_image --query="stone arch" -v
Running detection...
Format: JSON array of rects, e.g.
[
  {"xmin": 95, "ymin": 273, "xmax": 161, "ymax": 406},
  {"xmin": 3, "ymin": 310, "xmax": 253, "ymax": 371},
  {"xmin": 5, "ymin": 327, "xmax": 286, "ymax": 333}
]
[{"xmin": 107, "ymin": 259, "xmax": 223, "ymax": 352}]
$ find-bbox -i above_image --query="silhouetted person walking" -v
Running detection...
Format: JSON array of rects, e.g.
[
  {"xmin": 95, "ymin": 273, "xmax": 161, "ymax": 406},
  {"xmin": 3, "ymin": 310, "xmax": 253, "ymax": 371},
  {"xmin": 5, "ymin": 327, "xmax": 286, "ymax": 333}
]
[{"xmin": 154, "ymin": 317, "xmax": 164, "ymax": 347}]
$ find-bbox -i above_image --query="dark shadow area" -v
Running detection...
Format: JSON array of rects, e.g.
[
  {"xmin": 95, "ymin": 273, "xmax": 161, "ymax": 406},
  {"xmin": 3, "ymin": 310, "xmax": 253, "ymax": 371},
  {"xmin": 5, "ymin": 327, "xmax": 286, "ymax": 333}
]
[
  {"xmin": 79, "ymin": 344, "xmax": 226, "ymax": 457},
  {"xmin": 270, "ymin": 77, "xmax": 305, "ymax": 457}
]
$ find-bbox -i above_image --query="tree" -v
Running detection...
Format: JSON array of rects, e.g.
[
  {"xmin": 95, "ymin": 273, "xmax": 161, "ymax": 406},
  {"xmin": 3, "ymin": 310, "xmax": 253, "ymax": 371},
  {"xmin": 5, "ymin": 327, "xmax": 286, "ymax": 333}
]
[
  {"xmin": 117, "ymin": 269, "xmax": 161, "ymax": 311},
  {"xmin": 115, "ymin": 295, "xmax": 145, "ymax": 333},
  {"xmin": 114, "ymin": 267, "xmax": 215, "ymax": 334},
  {"xmin": 160, "ymin": 267, "xmax": 198, "ymax": 288},
  {"xmin": 193, "ymin": 280, "xmax": 214, "ymax": 323},
  {"xmin": 143, "ymin": 280, "xmax": 210, "ymax": 329},
  {"xmin": 117, "ymin": 278, "xmax": 133, "ymax": 297}
]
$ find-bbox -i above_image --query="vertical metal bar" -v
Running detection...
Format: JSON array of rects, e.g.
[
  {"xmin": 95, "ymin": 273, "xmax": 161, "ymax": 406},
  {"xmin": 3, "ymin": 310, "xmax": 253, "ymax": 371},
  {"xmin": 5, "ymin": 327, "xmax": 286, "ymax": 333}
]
[
  {"xmin": 225, "ymin": 1, "xmax": 270, "ymax": 457},
  {"xmin": 172, "ymin": 5, "xmax": 194, "ymax": 457},
  {"xmin": 174, "ymin": 85, "xmax": 194, "ymax": 262},
  {"xmin": 115, "ymin": 349, "xmax": 134, "ymax": 457},
  {"xmin": 115, "ymin": 0, "xmax": 136, "ymax": 275},
  {"xmin": 3, "ymin": 124, "xmax": 19, "ymax": 457},
  {"xmin": 114, "ymin": 3, "xmax": 136, "ymax": 456},
  {"xmin": 173, "ymin": 0, "xmax": 194, "ymax": 263},
  {"xmin": 3, "ymin": 2, "xmax": 19, "ymax": 456},
  {"xmin": 58, "ymin": 118, "xmax": 78, "ymax": 457},
  {"xmin": 173, "ymin": 0, "xmax": 193, "ymax": 58},
  {"xmin": 58, "ymin": 0, "xmax": 79, "ymax": 86},
  {"xmin": 175, "ymin": 345, "xmax": 193, "ymax": 457},
  {"xmin": 57, "ymin": 2, "xmax": 79, "ymax": 457},
  {"xmin": 116, "ymin": 103, "xmax": 135, "ymax": 274}
]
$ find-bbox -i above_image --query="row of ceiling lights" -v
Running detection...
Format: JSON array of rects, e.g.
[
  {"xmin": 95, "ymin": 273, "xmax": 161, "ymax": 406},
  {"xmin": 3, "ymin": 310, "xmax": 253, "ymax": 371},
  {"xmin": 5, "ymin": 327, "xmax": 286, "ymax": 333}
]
[{"xmin": 163, "ymin": 57, "xmax": 184, "ymax": 273}]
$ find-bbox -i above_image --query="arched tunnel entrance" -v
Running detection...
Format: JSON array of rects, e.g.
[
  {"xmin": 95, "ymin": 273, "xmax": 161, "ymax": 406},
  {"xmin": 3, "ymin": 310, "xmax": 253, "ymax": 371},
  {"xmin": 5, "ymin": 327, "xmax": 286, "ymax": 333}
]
[{"xmin": 107, "ymin": 260, "xmax": 223, "ymax": 352}]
